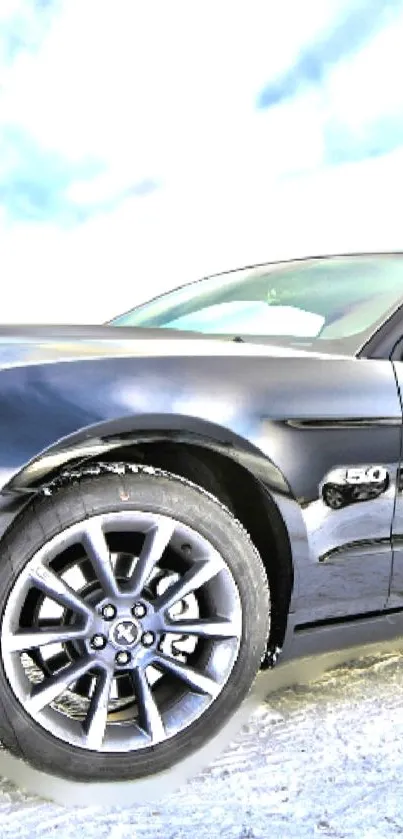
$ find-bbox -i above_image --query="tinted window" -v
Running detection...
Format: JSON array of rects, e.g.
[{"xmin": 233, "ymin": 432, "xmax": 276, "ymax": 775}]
[{"xmin": 111, "ymin": 256, "xmax": 403, "ymax": 345}]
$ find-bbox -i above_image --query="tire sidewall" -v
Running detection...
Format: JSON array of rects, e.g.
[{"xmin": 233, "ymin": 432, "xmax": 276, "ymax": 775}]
[{"xmin": 0, "ymin": 470, "xmax": 270, "ymax": 781}]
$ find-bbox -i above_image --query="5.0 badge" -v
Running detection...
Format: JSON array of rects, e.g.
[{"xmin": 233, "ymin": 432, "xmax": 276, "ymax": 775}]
[{"xmin": 321, "ymin": 465, "xmax": 390, "ymax": 510}]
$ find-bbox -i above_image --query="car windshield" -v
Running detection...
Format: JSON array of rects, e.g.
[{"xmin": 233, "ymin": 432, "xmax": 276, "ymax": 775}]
[{"xmin": 110, "ymin": 255, "xmax": 403, "ymax": 348}]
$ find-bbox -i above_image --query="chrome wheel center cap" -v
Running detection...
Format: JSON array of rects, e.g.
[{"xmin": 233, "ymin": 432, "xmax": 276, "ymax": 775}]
[{"xmin": 111, "ymin": 619, "xmax": 140, "ymax": 648}]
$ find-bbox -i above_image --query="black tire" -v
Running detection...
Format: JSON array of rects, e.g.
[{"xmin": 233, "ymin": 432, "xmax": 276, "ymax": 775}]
[{"xmin": 0, "ymin": 467, "xmax": 270, "ymax": 782}]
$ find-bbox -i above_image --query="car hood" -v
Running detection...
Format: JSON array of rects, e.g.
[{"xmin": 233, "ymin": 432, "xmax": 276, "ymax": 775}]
[{"xmin": 0, "ymin": 324, "xmax": 342, "ymax": 370}]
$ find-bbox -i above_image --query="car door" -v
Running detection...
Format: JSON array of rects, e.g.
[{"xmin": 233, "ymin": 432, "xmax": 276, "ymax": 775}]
[{"xmin": 387, "ymin": 356, "xmax": 403, "ymax": 607}]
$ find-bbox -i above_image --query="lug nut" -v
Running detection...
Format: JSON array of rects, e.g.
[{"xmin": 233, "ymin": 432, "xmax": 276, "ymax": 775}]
[
  {"xmin": 132, "ymin": 603, "xmax": 147, "ymax": 618},
  {"xmin": 91, "ymin": 634, "xmax": 107, "ymax": 650},
  {"xmin": 101, "ymin": 604, "xmax": 116, "ymax": 620},
  {"xmin": 141, "ymin": 631, "xmax": 155, "ymax": 647},
  {"xmin": 116, "ymin": 650, "xmax": 131, "ymax": 666}
]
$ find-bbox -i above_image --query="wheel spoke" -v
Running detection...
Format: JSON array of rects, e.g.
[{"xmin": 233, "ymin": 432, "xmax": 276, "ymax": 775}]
[
  {"xmin": 162, "ymin": 617, "xmax": 239, "ymax": 640},
  {"xmin": 29, "ymin": 565, "xmax": 95, "ymax": 621},
  {"xmin": 154, "ymin": 559, "xmax": 221, "ymax": 613},
  {"xmin": 82, "ymin": 520, "xmax": 120, "ymax": 598},
  {"xmin": 132, "ymin": 667, "xmax": 165, "ymax": 743},
  {"xmin": 152, "ymin": 653, "xmax": 220, "ymax": 697},
  {"xmin": 26, "ymin": 655, "xmax": 95, "ymax": 714},
  {"xmin": 127, "ymin": 519, "xmax": 175, "ymax": 596},
  {"xmin": 3, "ymin": 625, "xmax": 88, "ymax": 653},
  {"xmin": 83, "ymin": 667, "xmax": 114, "ymax": 749}
]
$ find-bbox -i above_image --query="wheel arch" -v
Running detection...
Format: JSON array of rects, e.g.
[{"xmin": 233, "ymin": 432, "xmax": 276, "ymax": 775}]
[{"xmin": 2, "ymin": 415, "xmax": 295, "ymax": 656}]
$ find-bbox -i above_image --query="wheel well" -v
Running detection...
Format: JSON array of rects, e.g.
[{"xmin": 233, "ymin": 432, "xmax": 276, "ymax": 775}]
[{"xmin": 95, "ymin": 441, "xmax": 293, "ymax": 652}]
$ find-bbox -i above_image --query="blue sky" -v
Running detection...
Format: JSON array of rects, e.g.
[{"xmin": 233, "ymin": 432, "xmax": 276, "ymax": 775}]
[{"xmin": 1, "ymin": 0, "xmax": 403, "ymax": 322}]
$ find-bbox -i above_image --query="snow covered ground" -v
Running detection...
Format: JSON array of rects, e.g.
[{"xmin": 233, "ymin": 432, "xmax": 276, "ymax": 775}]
[{"xmin": 1, "ymin": 645, "xmax": 403, "ymax": 838}]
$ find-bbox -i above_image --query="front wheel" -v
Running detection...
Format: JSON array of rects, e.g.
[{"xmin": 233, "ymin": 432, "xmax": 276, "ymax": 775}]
[{"xmin": 0, "ymin": 467, "xmax": 270, "ymax": 782}]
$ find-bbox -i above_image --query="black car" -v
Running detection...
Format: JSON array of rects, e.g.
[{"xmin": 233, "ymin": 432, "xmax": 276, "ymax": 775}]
[{"xmin": 1, "ymin": 252, "xmax": 403, "ymax": 784}]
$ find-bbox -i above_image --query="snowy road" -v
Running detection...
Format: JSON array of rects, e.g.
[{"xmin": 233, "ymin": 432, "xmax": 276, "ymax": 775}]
[{"xmin": 1, "ymin": 647, "xmax": 403, "ymax": 838}]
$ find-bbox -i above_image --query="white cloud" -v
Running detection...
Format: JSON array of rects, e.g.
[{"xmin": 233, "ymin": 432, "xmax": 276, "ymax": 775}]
[
  {"xmin": 325, "ymin": 15, "xmax": 403, "ymax": 131},
  {"xmin": 0, "ymin": 0, "xmax": 403, "ymax": 324}
]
